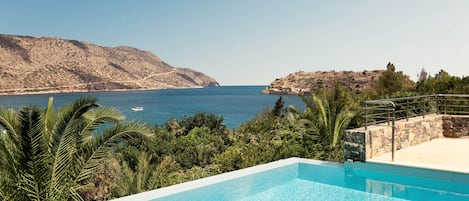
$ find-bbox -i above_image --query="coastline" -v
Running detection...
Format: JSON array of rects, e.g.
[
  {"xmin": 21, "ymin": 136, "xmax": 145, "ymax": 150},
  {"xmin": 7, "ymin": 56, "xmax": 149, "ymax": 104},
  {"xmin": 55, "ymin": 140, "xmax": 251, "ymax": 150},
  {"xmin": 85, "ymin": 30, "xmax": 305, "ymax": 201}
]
[
  {"xmin": 0, "ymin": 86, "xmax": 304, "ymax": 129},
  {"xmin": 0, "ymin": 86, "xmax": 206, "ymax": 96}
]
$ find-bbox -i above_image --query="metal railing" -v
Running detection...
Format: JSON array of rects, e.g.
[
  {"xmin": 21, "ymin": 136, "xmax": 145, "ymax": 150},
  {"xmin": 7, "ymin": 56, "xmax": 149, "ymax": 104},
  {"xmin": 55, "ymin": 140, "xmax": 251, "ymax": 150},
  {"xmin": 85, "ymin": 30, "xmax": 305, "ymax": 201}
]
[
  {"xmin": 364, "ymin": 94, "xmax": 469, "ymax": 129},
  {"xmin": 364, "ymin": 100, "xmax": 396, "ymax": 161},
  {"xmin": 435, "ymin": 94, "xmax": 469, "ymax": 115},
  {"xmin": 363, "ymin": 94, "xmax": 469, "ymax": 162}
]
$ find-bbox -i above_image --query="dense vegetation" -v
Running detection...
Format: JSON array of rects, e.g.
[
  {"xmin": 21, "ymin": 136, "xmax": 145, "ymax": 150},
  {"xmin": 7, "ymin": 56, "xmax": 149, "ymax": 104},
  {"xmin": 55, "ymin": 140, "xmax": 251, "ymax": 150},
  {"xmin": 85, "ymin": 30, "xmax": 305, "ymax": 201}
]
[
  {"xmin": 0, "ymin": 97, "xmax": 152, "ymax": 201},
  {"xmin": 0, "ymin": 64, "xmax": 467, "ymax": 200}
]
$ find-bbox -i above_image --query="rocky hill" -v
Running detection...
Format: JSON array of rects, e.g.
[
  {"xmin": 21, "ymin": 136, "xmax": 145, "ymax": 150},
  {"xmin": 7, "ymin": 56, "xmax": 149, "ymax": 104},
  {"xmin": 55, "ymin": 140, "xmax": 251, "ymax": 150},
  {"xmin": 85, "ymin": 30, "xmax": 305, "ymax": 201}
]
[
  {"xmin": 0, "ymin": 34, "xmax": 219, "ymax": 95},
  {"xmin": 262, "ymin": 70, "xmax": 384, "ymax": 95}
]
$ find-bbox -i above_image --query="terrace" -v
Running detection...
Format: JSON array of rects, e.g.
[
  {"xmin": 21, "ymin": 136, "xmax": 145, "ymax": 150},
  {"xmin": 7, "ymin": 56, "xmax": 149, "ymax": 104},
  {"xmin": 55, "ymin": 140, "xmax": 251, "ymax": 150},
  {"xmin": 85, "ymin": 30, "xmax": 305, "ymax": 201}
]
[
  {"xmin": 345, "ymin": 94, "xmax": 469, "ymax": 173},
  {"xmin": 114, "ymin": 94, "xmax": 469, "ymax": 201}
]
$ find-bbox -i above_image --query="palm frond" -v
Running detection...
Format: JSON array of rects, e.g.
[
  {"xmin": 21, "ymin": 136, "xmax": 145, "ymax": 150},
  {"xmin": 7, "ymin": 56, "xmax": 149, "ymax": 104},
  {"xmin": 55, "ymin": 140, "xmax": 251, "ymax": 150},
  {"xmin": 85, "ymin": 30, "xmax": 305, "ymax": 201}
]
[
  {"xmin": 139, "ymin": 152, "xmax": 158, "ymax": 193},
  {"xmin": 51, "ymin": 97, "xmax": 98, "ymax": 149},
  {"xmin": 49, "ymin": 97, "xmax": 99, "ymax": 196},
  {"xmin": 49, "ymin": 119, "xmax": 81, "ymax": 198},
  {"xmin": 332, "ymin": 110, "xmax": 354, "ymax": 146},
  {"xmin": 8, "ymin": 106, "xmax": 47, "ymax": 200},
  {"xmin": 79, "ymin": 107, "xmax": 124, "ymax": 147},
  {"xmin": 0, "ymin": 168, "xmax": 16, "ymax": 200},
  {"xmin": 74, "ymin": 121, "xmax": 152, "ymax": 184},
  {"xmin": 312, "ymin": 95, "xmax": 328, "ymax": 138},
  {"xmin": 43, "ymin": 97, "xmax": 58, "ymax": 154},
  {"xmin": 116, "ymin": 162, "xmax": 136, "ymax": 196},
  {"xmin": 17, "ymin": 173, "xmax": 41, "ymax": 201},
  {"xmin": 26, "ymin": 106, "xmax": 50, "ymax": 200},
  {"xmin": 0, "ymin": 134, "xmax": 19, "ymax": 179},
  {"xmin": 69, "ymin": 185, "xmax": 85, "ymax": 201},
  {"xmin": 0, "ymin": 107, "xmax": 20, "ymax": 149}
]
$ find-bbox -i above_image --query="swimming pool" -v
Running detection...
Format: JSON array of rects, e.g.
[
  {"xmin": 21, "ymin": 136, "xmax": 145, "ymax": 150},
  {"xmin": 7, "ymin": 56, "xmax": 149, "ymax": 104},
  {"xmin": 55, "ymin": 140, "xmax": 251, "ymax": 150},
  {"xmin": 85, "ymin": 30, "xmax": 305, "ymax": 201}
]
[{"xmin": 113, "ymin": 158, "xmax": 469, "ymax": 201}]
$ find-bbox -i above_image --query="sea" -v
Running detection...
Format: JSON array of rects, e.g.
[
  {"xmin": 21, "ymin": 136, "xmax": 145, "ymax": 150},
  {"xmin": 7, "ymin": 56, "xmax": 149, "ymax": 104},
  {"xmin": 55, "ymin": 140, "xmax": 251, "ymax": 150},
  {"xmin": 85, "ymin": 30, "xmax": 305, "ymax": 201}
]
[{"xmin": 0, "ymin": 86, "xmax": 305, "ymax": 128}]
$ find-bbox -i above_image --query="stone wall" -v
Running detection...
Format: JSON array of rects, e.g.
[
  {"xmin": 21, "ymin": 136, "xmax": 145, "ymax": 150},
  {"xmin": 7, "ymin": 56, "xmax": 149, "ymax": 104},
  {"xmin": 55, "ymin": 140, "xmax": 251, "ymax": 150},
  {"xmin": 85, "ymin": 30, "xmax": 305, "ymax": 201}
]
[
  {"xmin": 344, "ymin": 130, "xmax": 366, "ymax": 162},
  {"xmin": 345, "ymin": 114, "xmax": 444, "ymax": 162},
  {"xmin": 442, "ymin": 116, "xmax": 469, "ymax": 138}
]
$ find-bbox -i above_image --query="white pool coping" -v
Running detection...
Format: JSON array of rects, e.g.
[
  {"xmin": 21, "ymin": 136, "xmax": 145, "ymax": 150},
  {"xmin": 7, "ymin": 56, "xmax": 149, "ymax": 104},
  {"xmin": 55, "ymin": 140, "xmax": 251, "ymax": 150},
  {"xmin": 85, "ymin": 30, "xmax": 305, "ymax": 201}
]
[{"xmin": 112, "ymin": 157, "xmax": 339, "ymax": 201}]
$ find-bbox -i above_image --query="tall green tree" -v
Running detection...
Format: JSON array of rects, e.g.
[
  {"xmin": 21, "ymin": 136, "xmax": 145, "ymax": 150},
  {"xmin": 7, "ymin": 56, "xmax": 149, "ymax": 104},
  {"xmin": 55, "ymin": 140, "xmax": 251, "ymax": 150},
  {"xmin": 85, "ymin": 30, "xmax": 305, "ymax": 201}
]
[
  {"xmin": 364, "ymin": 62, "xmax": 415, "ymax": 98},
  {"xmin": 416, "ymin": 69, "xmax": 467, "ymax": 94},
  {"xmin": 272, "ymin": 96, "xmax": 284, "ymax": 117},
  {"xmin": 0, "ymin": 97, "xmax": 152, "ymax": 201}
]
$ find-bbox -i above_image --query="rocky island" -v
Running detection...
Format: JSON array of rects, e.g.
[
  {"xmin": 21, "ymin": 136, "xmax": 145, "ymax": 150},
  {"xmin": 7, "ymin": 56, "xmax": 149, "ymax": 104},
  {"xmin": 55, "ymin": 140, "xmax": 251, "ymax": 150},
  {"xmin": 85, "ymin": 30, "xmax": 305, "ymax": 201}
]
[
  {"xmin": 263, "ymin": 70, "xmax": 384, "ymax": 95},
  {"xmin": 0, "ymin": 34, "xmax": 219, "ymax": 95}
]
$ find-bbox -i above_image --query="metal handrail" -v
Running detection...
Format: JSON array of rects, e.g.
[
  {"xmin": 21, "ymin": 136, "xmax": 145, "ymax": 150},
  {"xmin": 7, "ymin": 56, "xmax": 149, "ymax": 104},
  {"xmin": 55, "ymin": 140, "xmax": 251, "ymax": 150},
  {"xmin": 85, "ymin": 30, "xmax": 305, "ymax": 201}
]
[{"xmin": 364, "ymin": 100, "xmax": 396, "ymax": 161}]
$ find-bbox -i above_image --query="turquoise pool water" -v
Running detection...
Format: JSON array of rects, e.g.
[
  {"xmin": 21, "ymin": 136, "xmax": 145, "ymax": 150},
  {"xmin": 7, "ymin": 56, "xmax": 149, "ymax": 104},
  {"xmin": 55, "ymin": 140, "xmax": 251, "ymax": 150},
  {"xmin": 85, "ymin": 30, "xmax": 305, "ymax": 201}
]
[{"xmin": 121, "ymin": 158, "xmax": 469, "ymax": 201}]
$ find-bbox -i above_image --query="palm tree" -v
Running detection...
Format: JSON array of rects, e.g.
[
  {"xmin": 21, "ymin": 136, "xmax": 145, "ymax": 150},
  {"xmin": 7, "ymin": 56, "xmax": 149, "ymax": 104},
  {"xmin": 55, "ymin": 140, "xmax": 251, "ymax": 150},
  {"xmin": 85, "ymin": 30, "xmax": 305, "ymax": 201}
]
[
  {"xmin": 305, "ymin": 94, "xmax": 354, "ymax": 147},
  {"xmin": 114, "ymin": 152, "xmax": 158, "ymax": 196},
  {"xmin": 289, "ymin": 96, "xmax": 353, "ymax": 162},
  {"xmin": 288, "ymin": 84, "xmax": 356, "ymax": 161},
  {"xmin": 0, "ymin": 97, "xmax": 152, "ymax": 201}
]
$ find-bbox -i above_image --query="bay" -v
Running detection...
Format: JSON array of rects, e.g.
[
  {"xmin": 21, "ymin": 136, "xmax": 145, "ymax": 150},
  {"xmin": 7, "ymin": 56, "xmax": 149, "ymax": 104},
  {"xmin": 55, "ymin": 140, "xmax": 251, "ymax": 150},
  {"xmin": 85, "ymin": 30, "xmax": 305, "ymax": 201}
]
[{"xmin": 0, "ymin": 86, "xmax": 305, "ymax": 128}]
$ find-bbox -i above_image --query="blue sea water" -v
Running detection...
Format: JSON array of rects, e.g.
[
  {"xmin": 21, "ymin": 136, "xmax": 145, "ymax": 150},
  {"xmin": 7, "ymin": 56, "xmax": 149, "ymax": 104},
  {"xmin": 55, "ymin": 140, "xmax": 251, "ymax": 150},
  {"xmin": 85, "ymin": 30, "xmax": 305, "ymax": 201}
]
[{"xmin": 0, "ymin": 86, "xmax": 304, "ymax": 128}]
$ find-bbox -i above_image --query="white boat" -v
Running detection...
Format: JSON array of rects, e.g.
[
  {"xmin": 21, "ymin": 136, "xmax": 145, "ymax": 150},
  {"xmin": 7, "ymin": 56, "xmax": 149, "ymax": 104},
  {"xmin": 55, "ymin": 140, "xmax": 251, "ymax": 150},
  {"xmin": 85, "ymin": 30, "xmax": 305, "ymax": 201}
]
[{"xmin": 131, "ymin": 106, "xmax": 144, "ymax": 111}]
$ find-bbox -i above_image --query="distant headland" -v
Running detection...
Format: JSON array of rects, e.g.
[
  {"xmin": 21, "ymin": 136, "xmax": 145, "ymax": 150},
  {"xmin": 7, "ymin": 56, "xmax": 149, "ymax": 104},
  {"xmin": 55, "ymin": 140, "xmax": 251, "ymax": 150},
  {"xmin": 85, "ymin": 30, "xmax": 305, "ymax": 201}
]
[
  {"xmin": 262, "ymin": 70, "xmax": 385, "ymax": 95},
  {"xmin": 0, "ymin": 34, "xmax": 219, "ymax": 95}
]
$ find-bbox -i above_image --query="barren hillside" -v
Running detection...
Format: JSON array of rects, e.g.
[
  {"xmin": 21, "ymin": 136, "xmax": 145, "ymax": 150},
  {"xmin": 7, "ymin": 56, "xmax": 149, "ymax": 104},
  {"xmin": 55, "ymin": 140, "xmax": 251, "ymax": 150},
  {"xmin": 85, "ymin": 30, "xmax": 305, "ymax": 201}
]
[{"xmin": 0, "ymin": 34, "xmax": 219, "ymax": 94}]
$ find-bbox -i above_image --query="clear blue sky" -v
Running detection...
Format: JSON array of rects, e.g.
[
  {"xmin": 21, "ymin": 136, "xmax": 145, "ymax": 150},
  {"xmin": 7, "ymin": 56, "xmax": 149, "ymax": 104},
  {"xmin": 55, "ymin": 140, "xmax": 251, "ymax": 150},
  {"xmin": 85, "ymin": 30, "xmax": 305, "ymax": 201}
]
[{"xmin": 1, "ymin": 0, "xmax": 468, "ymax": 85}]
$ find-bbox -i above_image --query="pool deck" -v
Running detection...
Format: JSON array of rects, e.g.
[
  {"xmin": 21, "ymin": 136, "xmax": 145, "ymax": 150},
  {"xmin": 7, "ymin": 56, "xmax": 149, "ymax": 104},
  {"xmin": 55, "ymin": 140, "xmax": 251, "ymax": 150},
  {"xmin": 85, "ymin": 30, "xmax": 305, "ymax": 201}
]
[{"xmin": 369, "ymin": 136, "xmax": 469, "ymax": 174}]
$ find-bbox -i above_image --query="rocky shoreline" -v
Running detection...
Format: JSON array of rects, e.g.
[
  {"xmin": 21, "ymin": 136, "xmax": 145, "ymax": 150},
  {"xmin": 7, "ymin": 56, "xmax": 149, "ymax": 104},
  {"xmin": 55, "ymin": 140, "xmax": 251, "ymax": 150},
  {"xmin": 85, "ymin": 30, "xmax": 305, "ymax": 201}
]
[
  {"xmin": 263, "ymin": 70, "xmax": 384, "ymax": 95},
  {"xmin": 0, "ymin": 85, "xmax": 207, "ymax": 96}
]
